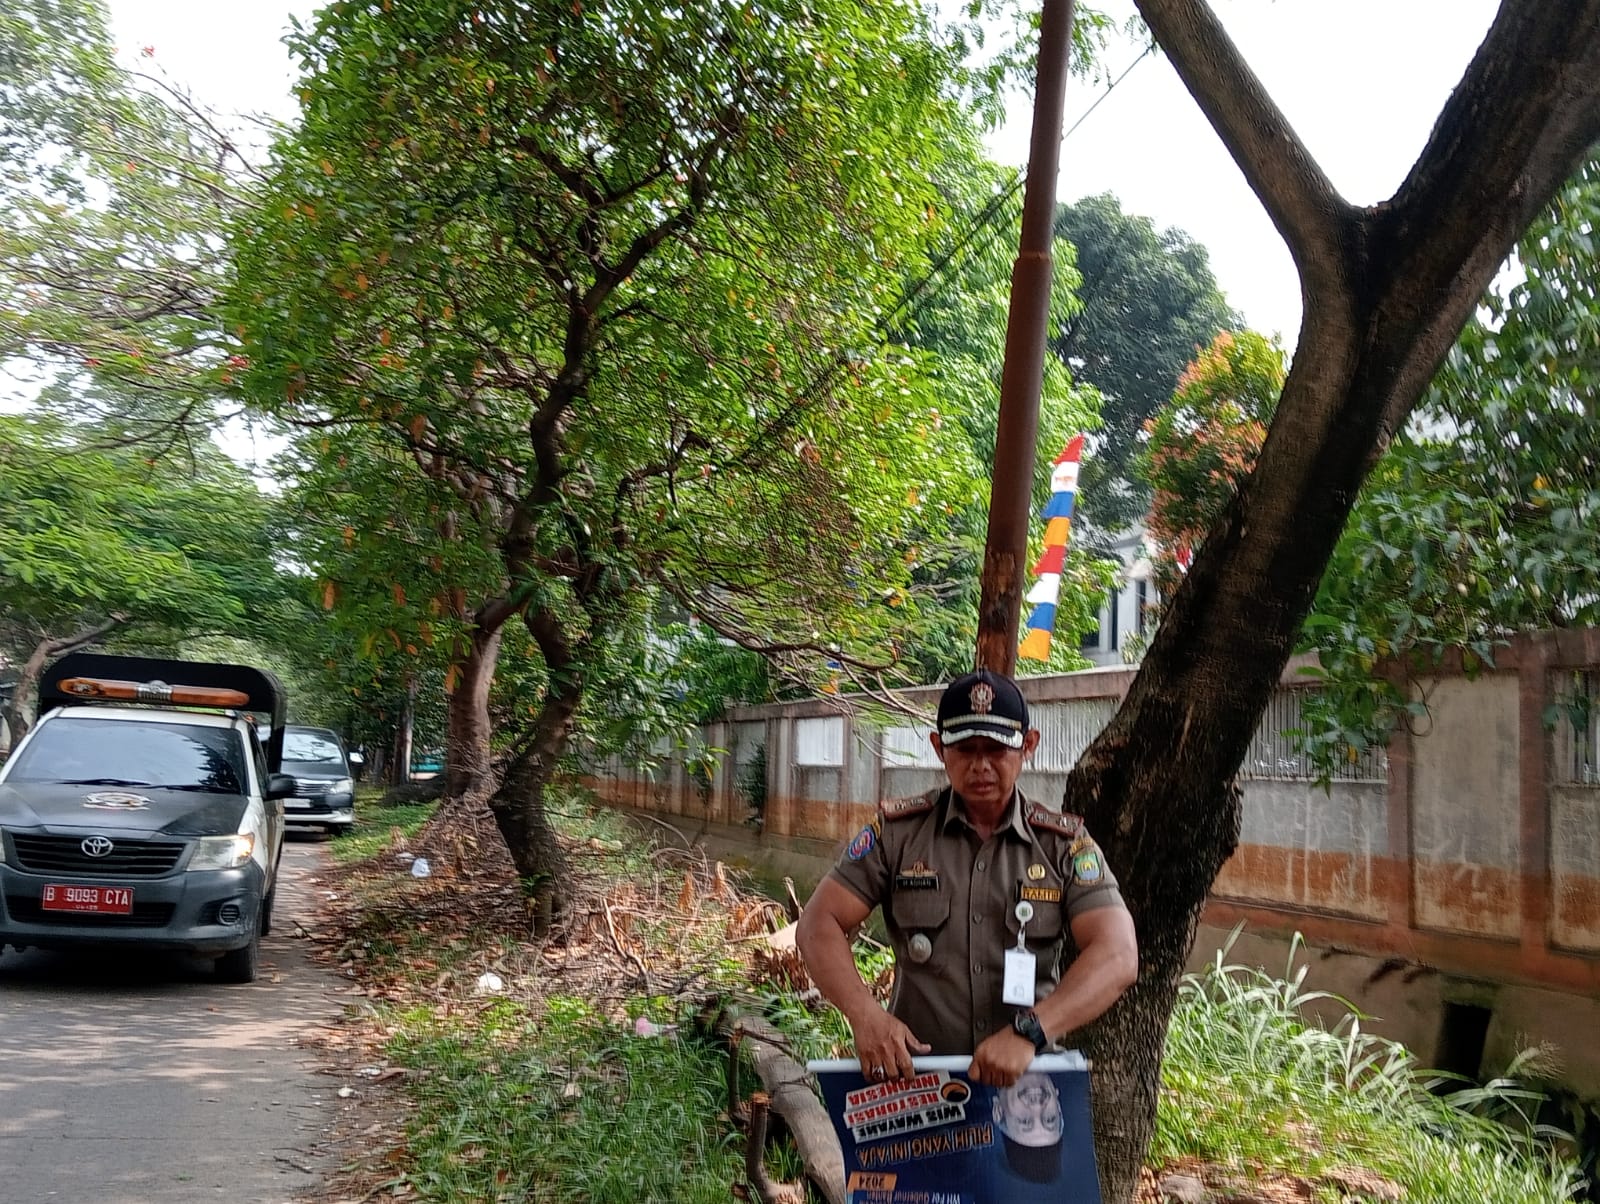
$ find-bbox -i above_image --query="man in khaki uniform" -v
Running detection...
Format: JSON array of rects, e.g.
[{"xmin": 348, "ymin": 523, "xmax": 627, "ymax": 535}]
[{"xmin": 796, "ymin": 669, "xmax": 1138, "ymax": 1089}]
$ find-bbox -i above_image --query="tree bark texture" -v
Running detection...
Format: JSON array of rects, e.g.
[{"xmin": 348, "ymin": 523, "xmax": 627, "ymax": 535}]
[
  {"xmin": 4, "ymin": 616, "xmax": 127, "ymax": 748},
  {"xmin": 387, "ymin": 676, "xmax": 416, "ymax": 787},
  {"xmin": 485, "ymin": 669, "xmax": 581, "ymax": 926},
  {"xmin": 444, "ymin": 619, "xmax": 504, "ymax": 807},
  {"xmin": 1073, "ymin": 3, "xmax": 1600, "ymax": 1199}
]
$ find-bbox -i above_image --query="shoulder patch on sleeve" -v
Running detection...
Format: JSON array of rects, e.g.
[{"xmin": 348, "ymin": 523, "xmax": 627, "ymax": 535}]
[
  {"xmin": 880, "ymin": 791, "xmax": 937, "ymax": 821},
  {"xmin": 1023, "ymin": 803, "xmax": 1084, "ymax": 838},
  {"xmin": 846, "ymin": 823, "xmax": 879, "ymax": 861}
]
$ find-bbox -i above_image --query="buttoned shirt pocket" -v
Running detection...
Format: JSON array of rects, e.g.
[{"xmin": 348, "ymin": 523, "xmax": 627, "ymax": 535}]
[
  {"xmin": 889, "ymin": 888, "xmax": 951, "ymax": 935},
  {"xmin": 1004, "ymin": 884, "xmax": 1065, "ymax": 951}
]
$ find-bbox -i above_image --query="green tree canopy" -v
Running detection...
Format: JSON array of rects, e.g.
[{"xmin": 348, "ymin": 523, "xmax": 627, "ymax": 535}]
[
  {"xmin": 1301, "ymin": 154, "xmax": 1600, "ymax": 768},
  {"xmin": 231, "ymin": 0, "xmax": 1010, "ymax": 901},
  {"xmin": 1137, "ymin": 158, "xmax": 1600, "ymax": 778},
  {"xmin": 0, "ymin": 411, "xmax": 279, "ymax": 741},
  {"xmin": 0, "ymin": 0, "xmax": 258, "ymax": 442}
]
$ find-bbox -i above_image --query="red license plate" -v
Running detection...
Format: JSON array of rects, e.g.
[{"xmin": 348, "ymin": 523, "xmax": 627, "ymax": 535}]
[{"xmin": 41, "ymin": 884, "xmax": 133, "ymax": 914}]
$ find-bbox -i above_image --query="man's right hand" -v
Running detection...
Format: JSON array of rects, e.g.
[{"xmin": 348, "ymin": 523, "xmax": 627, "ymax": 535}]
[{"xmin": 849, "ymin": 1006, "xmax": 931, "ymax": 1081}]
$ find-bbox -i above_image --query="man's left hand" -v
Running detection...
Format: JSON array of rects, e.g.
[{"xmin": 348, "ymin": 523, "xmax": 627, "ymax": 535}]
[{"xmin": 968, "ymin": 1029, "xmax": 1035, "ymax": 1088}]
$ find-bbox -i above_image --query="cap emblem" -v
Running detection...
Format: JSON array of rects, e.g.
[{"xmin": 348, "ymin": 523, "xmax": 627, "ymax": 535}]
[{"xmin": 970, "ymin": 682, "xmax": 995, "ymax": 714}]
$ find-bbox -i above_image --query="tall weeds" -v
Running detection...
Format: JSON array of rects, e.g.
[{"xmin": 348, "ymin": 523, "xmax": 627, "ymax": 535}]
[{"xmin": 1153, "ymin": 929, "xmax": 1585, "ymax": 1203}]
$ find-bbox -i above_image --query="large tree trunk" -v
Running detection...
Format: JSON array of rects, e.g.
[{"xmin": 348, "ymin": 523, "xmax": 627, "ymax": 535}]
[
  {"xmin": 4, "ymin": 616, "xmax": 128, "ymax": 748},
  {"xmin": 1068, "ymin": 4, "xmax": 1600, "ymax": 1199},
  {"xmin": 444, "ymin": 617, "xmax": 505, "ymax": 807},
  {"xmin": 486, "ymin": 673, "xmax": 581, "ymax": 930}
]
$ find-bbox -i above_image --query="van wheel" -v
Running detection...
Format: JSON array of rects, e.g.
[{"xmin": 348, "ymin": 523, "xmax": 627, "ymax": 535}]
[{"xmin": 216, "ymin": 913, "xmax": 261, "ymax": 984}]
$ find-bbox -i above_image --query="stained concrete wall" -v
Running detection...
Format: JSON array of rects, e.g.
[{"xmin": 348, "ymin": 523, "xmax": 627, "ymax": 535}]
[
  {"xmin": 1552, "ymin": 784, "xmax": 1600, "ymax": 954},
  {"xmin": 1215, "ymin": 780, "xmax": 1388, "ymax": 921},
  {"xmin": 1410, "ymin": 674, "xmax": 1523, "ymax": 939}
]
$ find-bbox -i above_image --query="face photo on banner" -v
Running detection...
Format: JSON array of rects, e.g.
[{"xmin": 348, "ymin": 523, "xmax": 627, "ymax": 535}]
[{"xmin": 806, "ymin": 1054, "xmax": 1101, "ymax": 1204}]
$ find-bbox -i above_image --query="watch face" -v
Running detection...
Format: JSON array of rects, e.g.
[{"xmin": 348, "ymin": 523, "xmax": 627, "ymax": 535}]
[{"xmin": 1012, "ymin": 1010, "xmax": 1046, "ymax": 1049}]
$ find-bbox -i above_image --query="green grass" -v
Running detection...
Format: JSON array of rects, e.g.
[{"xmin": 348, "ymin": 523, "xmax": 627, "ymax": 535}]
[
  {"xmin": 338, "ymin": 794, "xmax": 1584, "ymax": 1203},
  {"xmin": 385, "ymin": 997, "xmax": 749, "ymax": 1203},
  {"xmin": 329, "ymin": 798, "xmax": 438, "ymax": 864},
  {"xmin": 1153, "ymin": 931, "xmax": 1583, "ymax": 1202}
]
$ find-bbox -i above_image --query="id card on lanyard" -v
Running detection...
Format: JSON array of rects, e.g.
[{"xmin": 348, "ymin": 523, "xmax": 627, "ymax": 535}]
[{"xmin": 1002, "ymin": 900, "xmax": 1037, "ymax": 1006}]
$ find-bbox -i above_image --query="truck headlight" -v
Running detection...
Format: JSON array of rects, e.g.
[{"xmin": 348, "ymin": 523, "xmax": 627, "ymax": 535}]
[
  {"xmin": 328, "ymin": 778, "xmax": 353, "ymax": 797},
  {"xmin": 189, "ymin": 834, "xmax": 255, "ymax": 870}
]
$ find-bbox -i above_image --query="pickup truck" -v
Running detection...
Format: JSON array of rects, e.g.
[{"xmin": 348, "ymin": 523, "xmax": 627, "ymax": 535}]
[{"xmin": 0, "ymin": 653, "xmax": 292, "ymax": 982}]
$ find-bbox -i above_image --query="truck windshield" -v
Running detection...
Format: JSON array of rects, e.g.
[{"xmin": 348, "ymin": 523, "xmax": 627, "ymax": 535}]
[{"xmin": 5, "ymin": 717, "xmax": 246, "ymax": 794}]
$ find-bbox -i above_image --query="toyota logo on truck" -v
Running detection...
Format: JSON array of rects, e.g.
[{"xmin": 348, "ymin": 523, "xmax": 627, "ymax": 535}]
[{"xmin": 81, "ymin": 836, "xmax": 114, "ymax": 858}]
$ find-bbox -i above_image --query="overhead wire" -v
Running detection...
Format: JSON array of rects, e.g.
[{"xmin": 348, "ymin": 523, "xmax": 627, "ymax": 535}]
[{"xmin": 723, "ymin": 43, "xmax": 1156, "ymax": 471}]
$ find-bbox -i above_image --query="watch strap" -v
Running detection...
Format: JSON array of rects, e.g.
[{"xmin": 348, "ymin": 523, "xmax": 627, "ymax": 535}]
[{"xmin": 1011, "ymin": 1007, "xmax": 1048, "ymax": 1052}]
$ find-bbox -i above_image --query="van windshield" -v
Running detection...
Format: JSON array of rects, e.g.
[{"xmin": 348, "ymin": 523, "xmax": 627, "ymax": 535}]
[{"xmin": 282, "ymin": 730, "xmax": 346, "ymax": 774}]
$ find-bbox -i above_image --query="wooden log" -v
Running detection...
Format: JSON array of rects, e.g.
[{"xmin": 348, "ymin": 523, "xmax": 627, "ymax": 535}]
[
  {"xmin": 736, "ymin": 1092, "xmax": 807, "ymax": 1204},
  {"xmin": 718, "ymin": 1011, "xmax": 846, "ymax": 1204}
]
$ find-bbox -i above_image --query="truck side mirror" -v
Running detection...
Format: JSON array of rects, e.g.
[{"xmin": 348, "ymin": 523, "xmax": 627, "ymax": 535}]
[{"xmin": 266, "ymin": 773, "xmax": 298, "ymax": 800}]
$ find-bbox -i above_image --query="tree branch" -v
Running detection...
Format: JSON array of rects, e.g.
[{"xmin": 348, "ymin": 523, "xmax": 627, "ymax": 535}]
[
  {"xmin": 1133, "ymin": 0, "xmax": 1349, "ymax": 280},
  {"xmin": 1368, "ymin": 0, "xmax": 1600, "ymax": 430}
]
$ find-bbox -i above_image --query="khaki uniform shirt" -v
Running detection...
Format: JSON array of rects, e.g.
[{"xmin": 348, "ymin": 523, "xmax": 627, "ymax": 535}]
[{"xmin": 828, "ymin": 786, "xmax": 1125, "ymax": 1055}]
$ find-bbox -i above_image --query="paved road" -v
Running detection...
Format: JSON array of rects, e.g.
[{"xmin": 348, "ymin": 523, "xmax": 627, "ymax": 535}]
[{"xmin": 0, "ymin": 840, "xmax": 343, "ymax": 1203}]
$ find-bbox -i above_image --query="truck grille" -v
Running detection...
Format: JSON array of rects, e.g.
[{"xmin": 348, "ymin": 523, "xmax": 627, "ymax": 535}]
[
  {"xmin": 7, "ymin": 834, "xmax": 186, "ymax": 877},
  {"xmin": 5, "ymin": 896, "xmax": 176, "ymax": 927}
]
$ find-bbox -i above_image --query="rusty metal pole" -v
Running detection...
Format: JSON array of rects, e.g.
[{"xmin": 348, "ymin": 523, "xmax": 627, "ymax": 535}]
[{"xmin": 975, "ymin": 0, "xmax": 1077, "ymax": 675}]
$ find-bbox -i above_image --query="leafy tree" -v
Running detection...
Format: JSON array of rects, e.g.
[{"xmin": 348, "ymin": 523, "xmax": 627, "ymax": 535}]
[
  {"xmin": 272, "ymin": 427, "xmax": 517, "ymax": 797},
  {"xmin": 0, "ymin": 412, "xmax": 278, "ymax": 742},
  {"xmin": 233, "ymin": 0, "xmax": 996, "ymax": 912},
  {"xmin": 1138, "ymin": 329, "xmax": 1283, "ymax": 599},
  {"xmin": 1065, "ymin": 3, "xmax": 1600, "ymax": 1197},
  {"xmin": 1297, "ymin": 154, "xmax": 1600, "ymax": 771},
  {"xmin": 1052, "ymin": 192, "xmax": 1238, "ymax": 540},
  {"xmin": 1139, "ymin": 158, "xmax": 1600, "ymax": 778},
  {"xmin": 0, "ymin": 0, "xmax": 257, "ymax": 443}
]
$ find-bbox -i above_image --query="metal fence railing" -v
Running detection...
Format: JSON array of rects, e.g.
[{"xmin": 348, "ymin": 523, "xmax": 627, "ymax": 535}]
[
  {"xmin": 1555, "ymin": 670, "xmax": 1600, "ymax": 785},
  {"xmin": 1031, "ymin": 698, "xmax": 1120, "ymax": 772},
  {"xmin": 1239, "ymin": 688, "xmax": 1388, "ymax": 782}
]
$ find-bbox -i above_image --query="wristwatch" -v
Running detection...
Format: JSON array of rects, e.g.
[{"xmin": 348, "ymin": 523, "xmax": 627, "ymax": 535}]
[{"xmin": 1010, "ymin": 1007, "xmax": 1049, "ymax": 1052}]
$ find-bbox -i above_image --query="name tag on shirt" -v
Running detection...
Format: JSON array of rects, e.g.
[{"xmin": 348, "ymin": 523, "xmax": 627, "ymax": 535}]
[
  {"xmin": 895, "ymin": 862, "xmax": 940, "ymax": 891},
  {"xmin": 1016, "ymin": 884, "xmax": 1062, "ymax": 904}
]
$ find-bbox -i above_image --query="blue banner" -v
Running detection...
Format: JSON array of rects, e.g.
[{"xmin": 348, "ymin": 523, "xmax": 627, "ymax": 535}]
[{"xmin": 806, "ymin": 1054, "xmax": 1101, "ymax": 1204}]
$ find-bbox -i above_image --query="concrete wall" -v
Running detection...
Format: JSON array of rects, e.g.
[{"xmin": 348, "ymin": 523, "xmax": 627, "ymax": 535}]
[
  {"xmin": 1410, "ymin": 675, "xmax": 1523, "ymax": 939},
  {"xmin": 584, "ymin": 629, "xmax": 1600, "ymax": 1094}
]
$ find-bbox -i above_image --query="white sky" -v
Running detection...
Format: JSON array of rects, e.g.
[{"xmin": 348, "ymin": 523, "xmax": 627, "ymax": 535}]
[{"xmin": 105, "ymin": 0, "xmax": 1501, "ymax": 348}]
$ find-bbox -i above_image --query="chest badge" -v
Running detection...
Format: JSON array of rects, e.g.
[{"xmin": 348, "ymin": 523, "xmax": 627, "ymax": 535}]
[
  {"xmin": 894, "ymin": 860, "xmax": 940, "ymax": 891},
  {"xmin": 1026, "ymin": 863, "xmax": 1046, "ymax": 880},
  {"xmin": 907, "ymin": 933, "xmax": 933, "ymax": 963}
]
